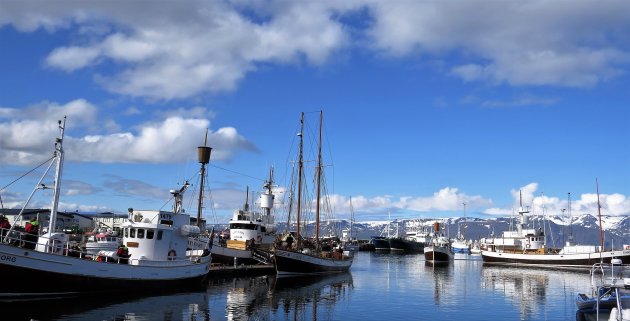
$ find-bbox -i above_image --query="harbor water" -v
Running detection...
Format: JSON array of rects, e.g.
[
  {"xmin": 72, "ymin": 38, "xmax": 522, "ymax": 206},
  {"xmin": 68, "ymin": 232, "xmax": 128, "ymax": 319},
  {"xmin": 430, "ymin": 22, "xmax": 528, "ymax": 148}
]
[{"xmin": 3, "ymin": 251, "xmax": 594, "ymax": 320}]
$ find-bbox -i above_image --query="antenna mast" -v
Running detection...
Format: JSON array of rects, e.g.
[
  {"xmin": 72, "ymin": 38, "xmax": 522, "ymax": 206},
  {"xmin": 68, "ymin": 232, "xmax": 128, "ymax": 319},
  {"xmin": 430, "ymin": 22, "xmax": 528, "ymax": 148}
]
[
  {"xmin": 596, "ymin": 178, "xmax": 604, "ymax": 254},
  {"xmin": 47, "ymin": 117, "xmax": 66, "ymax": 236}
]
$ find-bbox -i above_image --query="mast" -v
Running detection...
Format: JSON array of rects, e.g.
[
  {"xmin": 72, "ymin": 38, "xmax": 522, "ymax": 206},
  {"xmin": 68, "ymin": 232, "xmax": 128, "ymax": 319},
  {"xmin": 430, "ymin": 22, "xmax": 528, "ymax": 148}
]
[
  {"xmin": 349, "ymin": 196, "xmax": 354, "ymax": 240},
  {"xmin": 197, "ymin": 129, "xmax": 212, "ymax": 227},
  {"xmin": 567, "ymin": 193, "xmax": 573, "ymax": 245},
  {"xmin": 296, "ymin": 112, "xmax": 305, "ymax": 248},
  {"xmin": 261, "ymin": 167, "xmax": 274, "ymax": 218},
  {"xmin": 517, "ymin": 190, "xmax": 529, "ymax": 234},
  {"xmin": 596, "ymin": 178, "xmax": 604, "ymax": 254},
  {"xmin": 315, "ymin": 111, "xmax": 323, "ymax": 244},
  {"xmin": 47, "ymin": 117, "xmax": 66, "ymax": 236},
  {"xmin": 243, "ymin": 186, "xmax": 249, "ymax": 211},
  {"xmin": 462, "ymin": 202, "xmax": 467, "ymax": 240}
]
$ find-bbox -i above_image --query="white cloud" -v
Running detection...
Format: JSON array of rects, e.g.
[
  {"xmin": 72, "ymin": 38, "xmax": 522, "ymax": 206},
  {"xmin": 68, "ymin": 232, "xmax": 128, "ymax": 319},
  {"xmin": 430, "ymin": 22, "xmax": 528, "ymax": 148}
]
[
  {"xmin": 483, "ymin": 182, "xmax": 630, "ymax": 217},
  {"xmin": 68, "ymin": 117, "xmax": 256, "ymax": 163},
  {"xmin": 0, "ymin": 100, "xmax": 256, "ymax": 165},
  {"xmin": 4, "ymin": 1, "xmax": 629, "ymax": 98},
  {"xmin": 365, "ymin": 0, "xmax": 630, "ymax": 87}
]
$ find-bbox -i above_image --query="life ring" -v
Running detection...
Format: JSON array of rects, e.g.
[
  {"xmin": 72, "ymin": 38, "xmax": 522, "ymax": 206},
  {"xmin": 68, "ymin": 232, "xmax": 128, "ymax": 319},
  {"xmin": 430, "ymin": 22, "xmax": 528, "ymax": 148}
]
[{"xmin": 168, "ymin": 249, "xmax": 177, "ymax": 260}]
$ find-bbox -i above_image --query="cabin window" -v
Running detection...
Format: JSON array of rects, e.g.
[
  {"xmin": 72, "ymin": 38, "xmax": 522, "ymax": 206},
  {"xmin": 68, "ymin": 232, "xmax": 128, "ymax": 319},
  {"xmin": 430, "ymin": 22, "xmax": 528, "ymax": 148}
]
[
  {"xmin": 137, "ymin": 229, "xmax": 145, "ymax": 239},
  {"xmin": 230, "ymin": 223, "xmax": 257, "ymax": 230},
  {"xmin": 147, "ymin": 229, "xmax": 154, "ymax": 239},
  {"xmin": 130, "ymin": 228, "xmax": 136, "ymax": 238},
  {"xmin": 157, "ymin": 230, "xmax": 163, "ymax": 240},
  {"xmin": 124, "ymin": 228, "xmax": 129, "ymax": 238},
  {"xmin": 261, "ymin": 226, "xmax": 266, "ymax": 232}
]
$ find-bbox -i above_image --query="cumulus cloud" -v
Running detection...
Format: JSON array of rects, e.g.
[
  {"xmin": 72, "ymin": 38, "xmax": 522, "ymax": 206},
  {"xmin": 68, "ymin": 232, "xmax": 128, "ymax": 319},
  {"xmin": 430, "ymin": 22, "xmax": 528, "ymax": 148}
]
[
  {"xmin": 483, "ymin": 182, "xmax": 630, "ymax": 217},
  {"xmin": 6, "ymin": 1, "xmax": 627, "ymax": 99},
  {"xmin": 0, "ymin": 100, "xmax": 257, "ymax": 165},
  {"xmin": 317, "ymin": 187, "xmax": 493, "ymax": 219},
  {"xmin": 69, "ymin": 117, "xmax": 256, "ymax": 163},
  {"xmin": 367, "ymin": 0, "xmax": 630, "ymax": 87}
]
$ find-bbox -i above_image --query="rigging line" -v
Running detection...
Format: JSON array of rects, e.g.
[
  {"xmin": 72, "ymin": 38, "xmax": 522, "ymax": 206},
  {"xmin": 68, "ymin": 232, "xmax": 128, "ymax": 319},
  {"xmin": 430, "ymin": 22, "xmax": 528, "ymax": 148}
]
[
  {"xmin": 209, "ymin": 164, "xmax": 264, "ymax": 182},
  {"xmin": 0, "ymin": 155, "xmax": 55, "ymax": 192}
]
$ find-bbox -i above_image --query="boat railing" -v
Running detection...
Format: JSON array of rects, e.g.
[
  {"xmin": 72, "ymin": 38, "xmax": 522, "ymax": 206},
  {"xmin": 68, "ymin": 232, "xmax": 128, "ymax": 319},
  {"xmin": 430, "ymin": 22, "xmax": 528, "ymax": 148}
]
[{"xmin": 589, "ymin": 262, "xmax": 630, "ymax": 294}]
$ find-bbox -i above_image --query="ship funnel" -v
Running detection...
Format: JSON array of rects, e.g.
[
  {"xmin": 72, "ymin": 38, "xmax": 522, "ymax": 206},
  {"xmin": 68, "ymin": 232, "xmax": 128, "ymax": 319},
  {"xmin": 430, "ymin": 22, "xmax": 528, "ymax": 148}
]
[{"xmin": 198, "ymin": 146, "xmax": 211, "ymax": 164}]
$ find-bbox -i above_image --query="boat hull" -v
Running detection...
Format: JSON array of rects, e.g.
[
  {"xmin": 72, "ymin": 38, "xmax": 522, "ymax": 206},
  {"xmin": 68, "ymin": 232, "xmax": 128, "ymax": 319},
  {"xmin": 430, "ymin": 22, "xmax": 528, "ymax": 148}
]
[
  {"xmin": 371, "ymin": 237, "xmax": 390, "ymax": 251},
  {"xmin": 388, "ymin": 238, "xmax": 424, "ymax": 253},
  {"xmin": 424, "ymin": 246, "xmax": 452, "ymax": 263},
  {"xmin": 211, "ymin": 245, "xmax": 256, "ymax": 265},
  {"xmin": 0, "ymin": 244, "xmax": 211, "ymax": 295},
  {"xmin": 274, "ymin": 249, "xmax": 352, "ymax": 275},
  {"xmin": 481, "ymin": 250, "xmax": 630, "ymax": 268}
]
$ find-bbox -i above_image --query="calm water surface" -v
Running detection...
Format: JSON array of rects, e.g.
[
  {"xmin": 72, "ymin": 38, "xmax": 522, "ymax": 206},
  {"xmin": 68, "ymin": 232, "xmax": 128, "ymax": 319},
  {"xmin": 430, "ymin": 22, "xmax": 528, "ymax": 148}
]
[{"xmin": 4, "ymin": 252, "xmax": 594, "ymax": 320}]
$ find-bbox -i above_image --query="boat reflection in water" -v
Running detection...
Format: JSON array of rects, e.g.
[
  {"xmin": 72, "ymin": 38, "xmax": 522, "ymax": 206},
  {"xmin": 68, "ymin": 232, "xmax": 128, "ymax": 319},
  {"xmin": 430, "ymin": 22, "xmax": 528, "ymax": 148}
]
[
  {"xmin": 223, "ymin": 273, "xmax": 354, "ymax": 320},
  {"xmin": 1, "ymin": 289, "xmax": 210, "ymax": 321},
  {"xmin": 480, "ymin": 265, "xmax": 591, "ymax": 321},
  {"xmin": 273, "ymin": 273, "xmax": 354, "ymax": 320},
  {"xmin": 425, "ymin": 261, "xmax": 453, "ymax": 306}
]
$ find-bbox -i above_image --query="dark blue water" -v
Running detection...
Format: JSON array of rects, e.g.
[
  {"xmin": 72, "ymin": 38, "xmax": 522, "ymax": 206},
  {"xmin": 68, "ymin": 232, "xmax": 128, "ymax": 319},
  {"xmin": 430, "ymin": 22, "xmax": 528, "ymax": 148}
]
[{"xmin": 3, "ymin": 252, "xmax": 594, "ymax": 320}]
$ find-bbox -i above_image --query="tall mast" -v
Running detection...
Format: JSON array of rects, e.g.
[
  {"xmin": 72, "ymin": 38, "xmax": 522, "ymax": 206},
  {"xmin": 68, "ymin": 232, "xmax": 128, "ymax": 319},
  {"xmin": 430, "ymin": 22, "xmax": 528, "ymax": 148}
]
[
  {"xmin": 296, "ymin": 112, "xmax": 305, "ymax": 248},
  {"xmin": 596, "ymin": 178, "xmax": 604, "ymax": 254},
  {"xmin": 567, "ymin": 192, "xmax": 573, "ymax": 245},
  {"xmin": 197, "ymin": 129, "xmax": 212, "ymax": 228},
  {"xmin": 243, "ymin": 186, "xmax": 249, "ymax": 211},
  {"xmin": 349, "ymin": 196, "xmax": 354, "ymax": 240},
  {"xmin": 47, "ymin": 117, "xmax": 66, "ymax": 235},
  {"xmin": 462, "ymin": 202, "xmax": 467, "ymax": 239},
  {"xmin": 315, "ymin": 111, "xmax": 323, "ymax": 243}
]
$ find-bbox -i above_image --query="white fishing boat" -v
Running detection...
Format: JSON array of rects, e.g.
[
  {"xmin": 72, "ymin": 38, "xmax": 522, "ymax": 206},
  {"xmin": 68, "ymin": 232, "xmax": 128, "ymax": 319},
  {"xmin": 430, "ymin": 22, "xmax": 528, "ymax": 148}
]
[
  {"xmin": 84, "ymin": 228, "xmax": 121, "ymax": 255},
  {"xmin": 211, "ymin": 170, "xmax": 277, "ymax": 265},
  {"xmin": 0, "ymin": 118, "xmax": 212, "ymax": 296},
  {"xmin": 451, "ymin": 203, "xmax": 470, "ymax": 254},
  {"xmin": 481, "ymin": 187, "xmax": 630, "ymax": 268},
  {"xmin": 274, "ymin": 111, "xmax": 353, "ymax": 275}
]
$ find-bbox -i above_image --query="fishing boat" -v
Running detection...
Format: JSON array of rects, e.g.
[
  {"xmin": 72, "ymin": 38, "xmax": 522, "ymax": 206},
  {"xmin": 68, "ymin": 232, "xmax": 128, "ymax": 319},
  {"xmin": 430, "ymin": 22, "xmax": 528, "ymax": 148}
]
[
  {"xmin": 211, "ymin": 170, "xmax": 277, "ymax": 265},
  {"xmin": 0, "ymin": 118, "xmax": 212, "ymax": 296},
  {"xmin": 273, "ymin": 112, "xmax": 353, "ymax": 275},
  {"xmin": 451, "ymin": 203, "xmax": 470, "ymax": 254},
  {"xmin": 372, "ymin": 211, "xmax": 394, "ymax": 251},
  {"xmin": 481, "ymin": 186, "xmax": 630, "ymax": 268},
  {"xmin": 388, "ymin": 225, "xmax": 425, "ymax": 253},
  {"xmin": 84, "ymin": 227, "xmax": 121, "ymax": 255},
  {"xmin": 424, "ymin": 221, "xmax": 453, "ymax": 264},
  {"xmin": 371, "ymin": 236, "xmax": 390, "ymax": 251}
]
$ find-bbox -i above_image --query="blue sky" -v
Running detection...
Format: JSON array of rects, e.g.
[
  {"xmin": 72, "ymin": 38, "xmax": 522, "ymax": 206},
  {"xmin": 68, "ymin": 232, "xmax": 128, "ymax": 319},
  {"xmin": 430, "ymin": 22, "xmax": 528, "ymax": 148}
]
[{"xmin": 0, "ymin": 1, "xmax": 628, "ymax": 223}]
